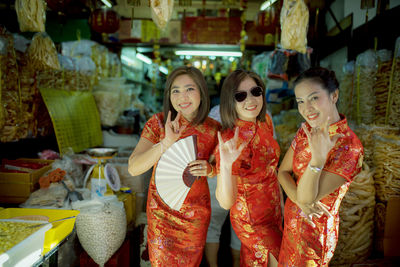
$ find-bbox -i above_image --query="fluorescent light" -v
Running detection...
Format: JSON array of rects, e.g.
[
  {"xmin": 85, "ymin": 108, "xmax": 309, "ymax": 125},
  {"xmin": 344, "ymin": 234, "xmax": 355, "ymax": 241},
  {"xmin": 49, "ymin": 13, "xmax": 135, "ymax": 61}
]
[
  {"xmin": 260, "ymin": 0, "xmax": 278, "ymax": 10},
  {"xmin": 136, "ymin": 53, "xmax": 152, "ymax": 65},
  {"xmin": 159, "ymin": 66, "xmax": 168, "ymax": 75},
  {"xmin": 100, "ymin": 0, "xmax": 112, "ymax": 8},
  {"xmin": 121, "ymin": 55, "xmax": 134, "ymax": 65},
  {"xmin": 175, "ymin": 50, "xmax": 242, "ymax": 57}
]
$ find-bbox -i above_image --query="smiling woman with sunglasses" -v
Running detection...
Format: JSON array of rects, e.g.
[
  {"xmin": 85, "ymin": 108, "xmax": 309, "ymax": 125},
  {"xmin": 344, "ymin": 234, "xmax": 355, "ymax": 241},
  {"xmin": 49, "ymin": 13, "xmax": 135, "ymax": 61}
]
[{"xmin": 215, "ymin": 70, "xmax": 282, "ymax": 267}]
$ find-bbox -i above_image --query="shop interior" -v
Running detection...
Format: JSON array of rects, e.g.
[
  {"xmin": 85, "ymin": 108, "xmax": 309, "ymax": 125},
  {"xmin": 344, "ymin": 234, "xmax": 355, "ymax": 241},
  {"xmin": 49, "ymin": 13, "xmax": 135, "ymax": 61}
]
[{"xmin": 0, "ymin": 0, "xmax": 400, "ymax": 266}]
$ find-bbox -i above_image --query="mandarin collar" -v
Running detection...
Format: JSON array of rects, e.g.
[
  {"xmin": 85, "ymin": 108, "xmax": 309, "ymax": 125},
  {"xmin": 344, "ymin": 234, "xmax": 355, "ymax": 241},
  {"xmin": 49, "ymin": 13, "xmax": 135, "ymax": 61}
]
[{"xmin": 235, "ymin": 118, "xmax": 257, "ymax": 129}]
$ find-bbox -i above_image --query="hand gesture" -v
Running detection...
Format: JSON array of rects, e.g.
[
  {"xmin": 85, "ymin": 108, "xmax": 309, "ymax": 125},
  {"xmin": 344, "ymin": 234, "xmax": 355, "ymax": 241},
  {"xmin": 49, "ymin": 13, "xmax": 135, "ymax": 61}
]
[
  {"xmin": 163, "ymin": 111, "xmax": 186, "ymax": 148},
  {"xmin": 218, "ymin": 127, "xmax": 247, "ymax": 168},
  {"xmin": 296, "ymin": 201, "xmax": 333, "ymax": 228},
  {"xmin": 302, "ymin": 117, "xmax": 343, "ymax": 166}
]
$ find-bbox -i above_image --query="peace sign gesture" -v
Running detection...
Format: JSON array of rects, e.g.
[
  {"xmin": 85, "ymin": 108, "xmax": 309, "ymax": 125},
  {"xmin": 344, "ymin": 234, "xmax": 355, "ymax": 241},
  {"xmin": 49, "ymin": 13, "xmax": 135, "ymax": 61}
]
[
  {"xmin": 218, "ymin": 127, "xmax": 248, "ymax": 167},
  {"xmin": 163, "ymin": 111, "xmax": 186, "ymax": 148},
  {"xmin": 302, "ymin": 117, "xmax": 343, "ymax": 166}
]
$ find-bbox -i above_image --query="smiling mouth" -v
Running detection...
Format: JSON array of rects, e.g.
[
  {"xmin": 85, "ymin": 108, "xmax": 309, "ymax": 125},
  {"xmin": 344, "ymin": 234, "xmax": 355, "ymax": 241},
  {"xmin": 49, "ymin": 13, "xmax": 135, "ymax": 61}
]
[
  {"xmin": 246, "ymin": 105, "xmax": 257, "ymax": 111},
  {"xmin": 307, "ymin": 113, "xmax": 319, "ymax": 120},
  {"xmin": 179, "ymin": 103, "xmax": 191, "ymax": 109}
]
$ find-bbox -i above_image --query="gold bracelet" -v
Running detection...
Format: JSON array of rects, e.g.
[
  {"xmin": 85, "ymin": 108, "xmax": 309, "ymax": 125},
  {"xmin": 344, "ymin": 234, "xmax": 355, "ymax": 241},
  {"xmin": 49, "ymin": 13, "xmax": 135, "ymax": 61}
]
[
  {"xmin": 207, "ymin": 164, "xmax": 215, "ymax": 177},
  {"xmin": 308, "ymin": 163, "xmax": 323, "ymax": 173}
]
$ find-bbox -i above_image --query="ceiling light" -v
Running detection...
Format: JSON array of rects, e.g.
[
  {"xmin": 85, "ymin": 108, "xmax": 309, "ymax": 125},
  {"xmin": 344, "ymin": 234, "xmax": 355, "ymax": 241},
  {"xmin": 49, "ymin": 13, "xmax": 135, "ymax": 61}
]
[
  {"xmin": 100, "ymin": 0, "xmax": 112, "ymax": 8},
  {"xmin": 260, "ymin": 0, "xmax": 278, "ymax": 11},
  {"xmin": 136, "ymin": 53, "xmax": 152, "ymax": 65},
  {"xmin": 175, "ymin": 50, "xmax": 242, "ymax": 57},
  {"xmin": 159, "ymin": 66, "xmax": 168, "ymax": 75}
]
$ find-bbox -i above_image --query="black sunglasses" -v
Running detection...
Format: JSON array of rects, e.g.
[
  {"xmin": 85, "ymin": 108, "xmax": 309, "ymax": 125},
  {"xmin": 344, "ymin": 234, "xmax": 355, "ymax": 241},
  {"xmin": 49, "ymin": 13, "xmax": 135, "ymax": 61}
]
[{"xmin": 234, "ymin": 86, "xmax": 263, "ymax": 102}]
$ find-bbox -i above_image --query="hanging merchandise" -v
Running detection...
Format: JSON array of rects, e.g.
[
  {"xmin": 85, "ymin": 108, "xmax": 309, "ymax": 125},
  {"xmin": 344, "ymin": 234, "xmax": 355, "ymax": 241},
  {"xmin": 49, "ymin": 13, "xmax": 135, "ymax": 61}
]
[
  {"xmin": 90, "ymin": 7, "xmax": 120, "ymax": 34},
  {"xmin": 150, "ymin": 0, "xmax": 174, "ymax": 30},
  {"xmin": 339, "ymin": 61, "xmax": 355, "ymax": 119},
  {"xmin": 0, "ymin": 28, "xmax": 22, "ymax": 142},
  {"xmin": 15, "ymin": 0, "xmax": 46, "ymax": 32},
  {"xmin": 27, "ymin": 32, "xmax": 60, "ymax": 70},
  {"xmin": 374, "ymin": 49, "xmax": 392, "ymax": 125},
  {"xmin": 280, "ymin": 0, "xmax": 309, "ymax": 53},
  {"xmin": 387, "ymin": 36, "xmax": 400, "ymax": 127},
  {"xmin": 354, "ymin": 49, "xmax": 378, "ymax": 125},
  {"xmin": 268, "ymin": 49, "xmax": 290, "ymax": 81}
]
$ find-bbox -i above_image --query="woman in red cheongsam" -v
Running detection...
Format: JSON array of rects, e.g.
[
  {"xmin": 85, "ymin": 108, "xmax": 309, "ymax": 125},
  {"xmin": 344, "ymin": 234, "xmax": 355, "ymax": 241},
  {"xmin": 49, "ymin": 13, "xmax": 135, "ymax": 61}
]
[
  {"xmin": 128, "ymin": 66, "xmax": 220, "ymax": 266},
  {"xmin": 278, "ymin": 67, "xmax": 364, "ymax": 267},
  {"xmin": 216, "ymin": 70, "xmax": 282, "ymax": 267}
]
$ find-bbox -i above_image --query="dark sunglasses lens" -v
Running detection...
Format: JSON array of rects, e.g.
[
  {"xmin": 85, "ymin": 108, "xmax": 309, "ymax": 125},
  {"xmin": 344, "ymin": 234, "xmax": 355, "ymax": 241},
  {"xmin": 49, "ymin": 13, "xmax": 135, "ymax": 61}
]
[
  {"xmin": 251, "ymin": 86, "xmax": 263, "ymax": 97},
  {"xmin": 234, "ymin": 92, "xmax": 247, "ymax": 102}
]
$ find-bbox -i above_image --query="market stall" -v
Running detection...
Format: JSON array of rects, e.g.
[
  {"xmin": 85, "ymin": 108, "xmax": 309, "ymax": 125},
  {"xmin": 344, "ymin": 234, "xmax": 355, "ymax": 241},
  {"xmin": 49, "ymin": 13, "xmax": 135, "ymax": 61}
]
[{"xmin": 0, "ymin": 0, "xmax": 400, "ymax": 266}]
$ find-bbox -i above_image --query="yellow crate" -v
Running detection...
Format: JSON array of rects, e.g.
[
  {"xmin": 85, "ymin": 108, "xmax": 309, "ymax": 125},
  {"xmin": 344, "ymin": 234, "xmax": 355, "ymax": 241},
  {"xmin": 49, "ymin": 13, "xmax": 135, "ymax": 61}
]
[
  {"xmin": 0, "ymin": 159, "xmax": 53, "ymax": 204},
  {"xmin": 0, "ymin": 208, "xmax": 80, "ymax": 255}
]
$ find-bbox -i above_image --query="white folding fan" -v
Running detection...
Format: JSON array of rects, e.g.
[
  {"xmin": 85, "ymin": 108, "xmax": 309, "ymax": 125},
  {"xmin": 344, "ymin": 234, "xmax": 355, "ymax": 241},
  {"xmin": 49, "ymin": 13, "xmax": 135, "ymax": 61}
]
[{"xmin": 155, "ymin": 135, "xmax": 198, "ymax": 211}]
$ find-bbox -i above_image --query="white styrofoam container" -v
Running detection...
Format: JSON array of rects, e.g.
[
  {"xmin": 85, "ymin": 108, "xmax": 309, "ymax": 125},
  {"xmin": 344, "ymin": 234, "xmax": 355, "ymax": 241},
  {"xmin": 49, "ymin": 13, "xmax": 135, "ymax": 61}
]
[{"xmin": 0, "ymin": 219, "xmax": 52, "ymax": 267}]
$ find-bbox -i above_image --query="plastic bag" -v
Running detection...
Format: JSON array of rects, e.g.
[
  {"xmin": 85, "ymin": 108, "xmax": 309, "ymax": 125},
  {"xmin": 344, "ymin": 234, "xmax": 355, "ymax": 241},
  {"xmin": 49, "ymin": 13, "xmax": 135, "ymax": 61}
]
[
  {"xmin": 21, "ymin": 182, "xmax": 68, "ymax": 208},
  {"xmin": 15, "ymin": 0, "xmax": 46, "ymax": 32},
  {"xmin": 27, "ymin": 32, "xmax": 60, "ymax": 70},
  {"xmin": 280, "ymin": 0, "xmax": 309, "ymax": 53},
  {"xmin": 150, "ymin": 0, "xmax": 174, "ymax": 30},
  {"xmin": 73, "ymin": 196, "xmax": 127, "ymax": 267},
  {"xmin": 354, "ymin": 49, "xmax": 378, "ymax": 125}
]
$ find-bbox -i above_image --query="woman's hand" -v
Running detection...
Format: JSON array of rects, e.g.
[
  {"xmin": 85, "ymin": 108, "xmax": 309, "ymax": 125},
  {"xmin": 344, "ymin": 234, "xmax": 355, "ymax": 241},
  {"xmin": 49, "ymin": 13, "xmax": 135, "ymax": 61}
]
[
  {"xmin": 296, "ymin": 201, "xmax": 333, "ymax": 227},
  {"xmin": 302, "ymin": 117, "xmax": 343, "ymax": 166},
  {"xmin": 218, "ymin": 127, "xmax": 247, "ymax": 168},
  {"xmin": 188, "ymin": 160, "xmax": 210, "ymax": 176},
  {"xmin": 163, "ymin": 111, "xmax": 186, "ymax": 149}
]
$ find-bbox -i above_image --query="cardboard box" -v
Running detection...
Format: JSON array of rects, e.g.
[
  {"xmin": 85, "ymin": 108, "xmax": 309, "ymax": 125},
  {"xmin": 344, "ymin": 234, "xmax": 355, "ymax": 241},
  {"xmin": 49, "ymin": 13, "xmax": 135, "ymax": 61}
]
[
  {"xmin": 384, "ymin": 197, "xmax": 400, "ymax": 257},
  {"xmin": 0, "ymin": 159, "xmax": 53, "ymax": 204}
]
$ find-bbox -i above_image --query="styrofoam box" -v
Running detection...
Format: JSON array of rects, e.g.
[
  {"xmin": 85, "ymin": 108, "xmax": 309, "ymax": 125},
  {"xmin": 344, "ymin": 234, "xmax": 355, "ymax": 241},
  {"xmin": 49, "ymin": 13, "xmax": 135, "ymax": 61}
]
[{"xmin": 0, "ymin": 219, "xmax": 52, "ymax": 267}]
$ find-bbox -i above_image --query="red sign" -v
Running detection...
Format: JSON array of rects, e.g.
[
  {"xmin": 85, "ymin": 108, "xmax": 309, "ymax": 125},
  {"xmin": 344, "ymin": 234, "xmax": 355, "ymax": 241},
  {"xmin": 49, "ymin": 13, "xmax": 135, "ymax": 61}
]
[{"xmin": 182, "ymin": 17, "xmax": 242, "ymax": 44}]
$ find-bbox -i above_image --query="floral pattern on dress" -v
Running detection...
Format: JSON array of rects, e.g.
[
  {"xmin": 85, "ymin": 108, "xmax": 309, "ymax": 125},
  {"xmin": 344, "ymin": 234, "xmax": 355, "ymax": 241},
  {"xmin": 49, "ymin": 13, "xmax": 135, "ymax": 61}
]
[
  {"xmin": 278, "ymin": 115, "xmax": 364, "ymax": 267},
  {"xmin": 141, "ymin": 112, "xmax": 220, "ymax": 266}
]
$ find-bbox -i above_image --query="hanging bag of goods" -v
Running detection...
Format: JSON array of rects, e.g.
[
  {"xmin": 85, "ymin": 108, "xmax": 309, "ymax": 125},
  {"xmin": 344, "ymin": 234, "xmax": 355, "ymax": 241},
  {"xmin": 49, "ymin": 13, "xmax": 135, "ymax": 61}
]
[
  {"xmin": 374, "ymin": 49, "xmax": 392, "ymax": 125},
  {"xmin": 15, "ymin": 0, "xmax": 46, "ymax": 32},
  {"xmin": 0, "ymin": 27, "xmax": 22, "ymax": 142},
  {"xmin": 27, "ymin": 32, "xmax": 60, "ymax": 71},
  {"xmin": 331, "ymin": 162, "xmax": 375, "ymax": 266},
  {"xmin": 150, "ymin": 0, "xmax": 174, "ymax": 30},
  {"xmin": 354, "ymin": 49, "xmax": 378, "ymax": 125},
  {"xmin": 280, "ymin": 0, "xmax": 309, "ymax": 53},
  {"xmin": 387, "ymin": 36, "xmax": 400, "ymax": 128},
  {"xmin": 338, "ymin": 61, "xmax": 355, "ymax": 120}
]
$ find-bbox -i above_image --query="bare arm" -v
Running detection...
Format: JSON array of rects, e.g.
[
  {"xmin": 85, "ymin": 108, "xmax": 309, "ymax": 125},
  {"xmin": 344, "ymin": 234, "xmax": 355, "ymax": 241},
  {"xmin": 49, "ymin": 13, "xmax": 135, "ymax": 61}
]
[
  {"xmin": 128, "ymin": 138, "xmax": 162, "ymax": 176},
  {"xmin": 128, "ymin": 111, "xmax": 186, "ymax": 176},
  {"xmin": 215, "ymin": 128, "xmax": 246, "ymax": 210},
  {"xmin": 296, "ymin": 121, "xmax": 344, "ymax": 205}
]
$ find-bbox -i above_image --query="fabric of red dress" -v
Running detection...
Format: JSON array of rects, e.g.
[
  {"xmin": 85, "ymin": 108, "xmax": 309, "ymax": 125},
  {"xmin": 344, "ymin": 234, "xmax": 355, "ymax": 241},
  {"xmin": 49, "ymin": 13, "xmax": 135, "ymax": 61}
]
[
  {"xmin": 216, "ymin": 115, "xmax": 283, "ymax": 266},
  {"xmin": 141, "ymin": 112, "xmax": 220, "ymax": 266},
  {"xmin": 278, "ymin": 115, "xmax": 364, "ymax": 267}
]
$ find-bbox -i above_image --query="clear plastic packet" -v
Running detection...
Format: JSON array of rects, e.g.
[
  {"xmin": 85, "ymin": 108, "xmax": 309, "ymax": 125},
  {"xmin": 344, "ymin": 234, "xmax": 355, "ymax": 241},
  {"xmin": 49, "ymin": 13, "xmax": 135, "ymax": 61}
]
[{"xmin": 15, "ymin": 0, "xmax": 46, "ymax": 32}]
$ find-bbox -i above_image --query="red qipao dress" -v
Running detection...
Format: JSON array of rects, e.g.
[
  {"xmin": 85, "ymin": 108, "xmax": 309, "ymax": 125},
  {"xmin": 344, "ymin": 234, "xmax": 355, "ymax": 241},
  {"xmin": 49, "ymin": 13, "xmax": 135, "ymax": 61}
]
[
  {"xmin": 216, "ymin": 115, "xmax": 283, "ymax": 266},
  {"xmin": 141, "ymin": 112, "xmax": 220, "ymax": 266},
  {"xmin": 278, "ymin": 115, "xmax": 364, "ymax": 267}
]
